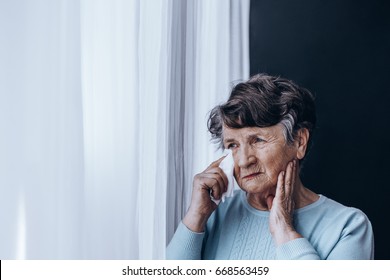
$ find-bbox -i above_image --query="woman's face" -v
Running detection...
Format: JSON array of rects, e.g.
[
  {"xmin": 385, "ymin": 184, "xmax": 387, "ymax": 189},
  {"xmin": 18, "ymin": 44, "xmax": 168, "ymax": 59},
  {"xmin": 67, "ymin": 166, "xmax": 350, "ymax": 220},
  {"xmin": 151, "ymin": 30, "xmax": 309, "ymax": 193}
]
[{"xmin": 222, "ymin": 124, "xmax": 298, "ymax": 196}]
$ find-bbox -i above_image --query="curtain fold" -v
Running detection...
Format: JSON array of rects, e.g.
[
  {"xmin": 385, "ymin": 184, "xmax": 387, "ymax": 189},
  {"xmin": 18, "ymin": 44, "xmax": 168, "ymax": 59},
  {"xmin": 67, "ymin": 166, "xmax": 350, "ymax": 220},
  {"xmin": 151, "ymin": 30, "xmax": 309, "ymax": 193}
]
[
  {"xmin": 0, "ymin": 0, "xmax": 250, "ymax": 259},
  {"xmin": 80, "ymin": 0, "xmax": 142, "ymax": 259},
  {"xmin": 0, "ymin": 0, "xmax": 84, "ymax": 259}
]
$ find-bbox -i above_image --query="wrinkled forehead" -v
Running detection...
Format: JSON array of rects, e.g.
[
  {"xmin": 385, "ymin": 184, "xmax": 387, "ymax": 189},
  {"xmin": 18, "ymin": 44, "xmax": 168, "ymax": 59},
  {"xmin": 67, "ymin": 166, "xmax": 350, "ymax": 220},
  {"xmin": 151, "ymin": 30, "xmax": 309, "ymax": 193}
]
[{"xmin": 222, "ymin": 124, "xmax": 284, "ymax": 141}]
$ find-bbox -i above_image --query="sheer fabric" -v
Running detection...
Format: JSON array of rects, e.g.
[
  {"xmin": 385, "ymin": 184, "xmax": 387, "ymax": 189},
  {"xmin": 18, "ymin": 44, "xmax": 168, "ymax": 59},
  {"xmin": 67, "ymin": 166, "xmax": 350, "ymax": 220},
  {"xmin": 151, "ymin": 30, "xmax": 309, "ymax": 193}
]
[{"xmin": 0, "ymin": 0, "xmax": 249, "ymax": 259}]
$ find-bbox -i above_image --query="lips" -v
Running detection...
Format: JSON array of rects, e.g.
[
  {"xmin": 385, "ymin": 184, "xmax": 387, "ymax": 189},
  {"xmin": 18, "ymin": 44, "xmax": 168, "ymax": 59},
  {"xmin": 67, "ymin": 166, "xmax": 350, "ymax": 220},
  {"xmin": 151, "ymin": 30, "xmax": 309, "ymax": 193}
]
[{"xmin": 242, "ymin": 172, "xmax": 262, "ymax": 180}]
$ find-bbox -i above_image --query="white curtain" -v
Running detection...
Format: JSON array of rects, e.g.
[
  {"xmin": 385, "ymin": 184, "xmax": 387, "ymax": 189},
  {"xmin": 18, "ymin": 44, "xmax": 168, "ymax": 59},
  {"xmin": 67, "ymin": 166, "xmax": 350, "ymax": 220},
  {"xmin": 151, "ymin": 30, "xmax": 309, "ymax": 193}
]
[{"xmin": 0, "ymin": 0, "xmax": 250, "ymax": 259}]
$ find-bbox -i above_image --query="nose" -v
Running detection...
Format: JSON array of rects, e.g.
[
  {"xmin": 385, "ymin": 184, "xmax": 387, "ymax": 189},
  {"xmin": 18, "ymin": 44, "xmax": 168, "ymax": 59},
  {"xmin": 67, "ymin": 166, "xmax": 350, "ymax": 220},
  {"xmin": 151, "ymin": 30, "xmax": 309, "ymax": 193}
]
[{"xmin": 235, "ymin": 144, "xmax": 256, "ymax": 168}]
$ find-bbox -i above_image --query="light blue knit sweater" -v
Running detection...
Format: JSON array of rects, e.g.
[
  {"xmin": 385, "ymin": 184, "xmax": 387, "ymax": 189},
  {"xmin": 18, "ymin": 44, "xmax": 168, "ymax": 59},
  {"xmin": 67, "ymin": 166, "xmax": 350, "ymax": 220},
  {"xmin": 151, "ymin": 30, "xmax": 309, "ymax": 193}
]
[{"xmin": 166, "ymin": 190, "xmax": 374, "ymax": 259}]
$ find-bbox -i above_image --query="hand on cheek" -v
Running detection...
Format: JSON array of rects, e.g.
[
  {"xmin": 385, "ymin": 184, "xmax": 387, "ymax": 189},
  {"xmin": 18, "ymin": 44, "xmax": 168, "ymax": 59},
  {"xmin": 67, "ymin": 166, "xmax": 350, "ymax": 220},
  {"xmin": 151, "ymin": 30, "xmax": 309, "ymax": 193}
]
[{"xmin": 268, "ymin": 159, "xmax": 302, "ymax": 245}]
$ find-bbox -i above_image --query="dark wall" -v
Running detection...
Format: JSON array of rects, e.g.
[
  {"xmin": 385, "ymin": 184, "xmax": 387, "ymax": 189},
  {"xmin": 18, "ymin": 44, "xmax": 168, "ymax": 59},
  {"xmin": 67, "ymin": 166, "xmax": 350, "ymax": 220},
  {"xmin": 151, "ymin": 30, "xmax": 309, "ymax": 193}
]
[{"xmin": 250, "ymin": 0, "xmax": 390, "ymax": 259}]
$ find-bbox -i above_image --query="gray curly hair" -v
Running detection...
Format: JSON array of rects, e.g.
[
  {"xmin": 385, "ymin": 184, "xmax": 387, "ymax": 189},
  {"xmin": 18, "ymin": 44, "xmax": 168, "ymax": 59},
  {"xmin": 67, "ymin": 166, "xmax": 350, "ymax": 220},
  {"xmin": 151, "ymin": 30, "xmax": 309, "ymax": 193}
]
[{"xmin": 207, "ymin": 73, "xmax": 317, "ymax": 159}]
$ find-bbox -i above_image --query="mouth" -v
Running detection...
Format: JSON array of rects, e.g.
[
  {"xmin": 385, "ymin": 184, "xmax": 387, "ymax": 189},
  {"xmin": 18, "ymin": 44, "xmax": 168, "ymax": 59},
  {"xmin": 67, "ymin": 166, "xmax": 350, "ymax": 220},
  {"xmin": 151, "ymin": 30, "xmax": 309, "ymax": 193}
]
[{"xmin": 242, "ymin": 172, "xmax": 262, "ymax": 180}]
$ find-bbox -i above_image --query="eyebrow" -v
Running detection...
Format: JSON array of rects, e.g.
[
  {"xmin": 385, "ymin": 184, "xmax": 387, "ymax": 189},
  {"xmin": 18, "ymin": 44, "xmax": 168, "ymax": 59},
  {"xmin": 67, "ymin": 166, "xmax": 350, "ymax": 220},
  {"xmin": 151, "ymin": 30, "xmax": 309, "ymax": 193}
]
[
  {"xmin": 223, "ymin": 138, "xmax": 235, "ymax": 144},
  {"xmin": 223, "ymin": 133, "xmax": 265, "ymax": 144}
]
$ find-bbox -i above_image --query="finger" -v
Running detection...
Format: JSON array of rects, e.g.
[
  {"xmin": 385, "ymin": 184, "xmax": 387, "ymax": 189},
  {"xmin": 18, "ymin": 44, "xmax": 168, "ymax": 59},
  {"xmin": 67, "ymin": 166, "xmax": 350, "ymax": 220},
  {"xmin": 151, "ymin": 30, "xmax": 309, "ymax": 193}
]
[
  {"xmin": 194, "ymin": 173, "xmax": 219, "ymax": 192},
  {"xmin": 203, "ymin": 172, "xmax": 226, "ymax": 196},
  {"xmin": 199, "ymin": 173, "xmax": 225, "ymax": 199},
  {"xmin": 207, "ymin": 155, "xmax": 227, "ymax": 169},
  {"xmin": 284, "ymin": 161, "xmax": 294, "ymax": 197},
  {"xmin": 276, "ymin": 170, "xmax": 286, "ymax": 200},
  {"xmin": 194, "ymin": 175, "xmax": 222, "ymax": 200},
  {"xmin": 291, "ymin": 159, "xmax": 297, "ymax": 193},
  {"xmin": 204, "ymin": 167, "xmax": 229, "ymax": 191},
  {"xmin": 266, "ymin": 195, "xmax": 274, "ymax": 210},
  {"xmin": 289, "ymin": 159, "xmax": 297, "ymax": 196}
]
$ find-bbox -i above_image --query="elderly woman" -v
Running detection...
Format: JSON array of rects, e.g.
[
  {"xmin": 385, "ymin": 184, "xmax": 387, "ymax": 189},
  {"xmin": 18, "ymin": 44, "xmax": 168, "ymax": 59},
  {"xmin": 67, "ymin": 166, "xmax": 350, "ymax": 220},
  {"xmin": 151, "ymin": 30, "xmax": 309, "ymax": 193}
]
[{"xmin": 166, "ymin": 74, "xmax": 374, "ymax": 259}]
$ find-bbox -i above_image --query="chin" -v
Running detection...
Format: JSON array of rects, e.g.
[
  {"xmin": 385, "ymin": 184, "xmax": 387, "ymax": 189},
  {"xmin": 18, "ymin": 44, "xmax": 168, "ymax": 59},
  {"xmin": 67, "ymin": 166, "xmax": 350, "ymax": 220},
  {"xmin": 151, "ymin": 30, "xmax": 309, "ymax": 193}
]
[{"xmin": 239, "ymin": 181, "xmax": 274, "ymax": 195}]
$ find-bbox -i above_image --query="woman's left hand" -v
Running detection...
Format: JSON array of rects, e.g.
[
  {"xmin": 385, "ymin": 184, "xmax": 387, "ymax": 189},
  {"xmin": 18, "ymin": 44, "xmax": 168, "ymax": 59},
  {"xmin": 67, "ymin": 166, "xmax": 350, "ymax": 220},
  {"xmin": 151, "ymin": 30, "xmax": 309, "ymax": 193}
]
[{"xmin": 267, "ymin": 159, "xmax": 302, "ymax": 245}]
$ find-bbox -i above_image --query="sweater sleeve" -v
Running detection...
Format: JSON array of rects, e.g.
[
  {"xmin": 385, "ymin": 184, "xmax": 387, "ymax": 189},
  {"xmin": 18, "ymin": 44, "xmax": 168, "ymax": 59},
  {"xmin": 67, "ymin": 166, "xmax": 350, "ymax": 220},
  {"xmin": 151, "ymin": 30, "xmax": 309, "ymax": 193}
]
[
  {"xmin": 325, "ymin": 209, "xmax": 374, "ymax": 259},
  {"xmin": 166, "ymin": 222, "xmax": 205, "ymax": 260},
  {"xmin": 276, "ymin": 238, "xmax": 321, "ymax": 259}
]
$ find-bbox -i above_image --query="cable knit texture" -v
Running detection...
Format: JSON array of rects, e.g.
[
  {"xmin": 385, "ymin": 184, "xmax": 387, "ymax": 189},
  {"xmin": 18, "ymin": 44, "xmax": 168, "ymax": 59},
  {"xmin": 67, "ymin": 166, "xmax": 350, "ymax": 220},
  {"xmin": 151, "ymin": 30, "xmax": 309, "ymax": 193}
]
[{"xmin": 166, "ymin": 190, "xmax": 374, "ymax": 260}]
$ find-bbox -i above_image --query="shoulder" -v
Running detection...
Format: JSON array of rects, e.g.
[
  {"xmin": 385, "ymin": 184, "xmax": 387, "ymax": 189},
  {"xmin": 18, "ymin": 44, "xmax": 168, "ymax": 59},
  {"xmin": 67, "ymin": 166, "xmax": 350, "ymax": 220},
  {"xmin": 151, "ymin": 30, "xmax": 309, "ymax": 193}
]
[
  {"xmin": 300, "ymin": 195, "xmax": 366, "ymax": 215},
  {"xmin": 328, "ymin": 197, "xmax": 372, "ymax": 234},
  {"xmin": 295, "ymin": 195, "xmax": 374, "ymax": 259},
  {"xmin": 321, "ymin": 196, "xmax": 369, "ymax": 220},
  {"xmin": 298, "ymin": 195, "xmax": 373, "ymax": 232}
]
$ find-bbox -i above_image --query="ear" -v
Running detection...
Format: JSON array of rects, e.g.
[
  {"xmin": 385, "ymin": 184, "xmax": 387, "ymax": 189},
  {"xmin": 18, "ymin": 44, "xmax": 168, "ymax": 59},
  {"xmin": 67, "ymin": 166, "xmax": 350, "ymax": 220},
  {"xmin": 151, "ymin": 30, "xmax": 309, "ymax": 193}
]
[{"xmin": 295, "ymin": 128, "xmax": 310, "ymax": 160}]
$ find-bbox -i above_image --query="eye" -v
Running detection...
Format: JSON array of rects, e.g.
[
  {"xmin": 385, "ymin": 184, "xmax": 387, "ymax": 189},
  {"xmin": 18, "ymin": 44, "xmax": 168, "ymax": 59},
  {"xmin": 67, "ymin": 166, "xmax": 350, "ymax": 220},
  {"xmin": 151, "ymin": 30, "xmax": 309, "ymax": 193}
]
[
  {"xmin": 254, "ymin": 137, "xmax": 265, "ymax": 143},
  {"xmin": 226, "ymin": 143, "xmax": 238, "ymax": 149}
]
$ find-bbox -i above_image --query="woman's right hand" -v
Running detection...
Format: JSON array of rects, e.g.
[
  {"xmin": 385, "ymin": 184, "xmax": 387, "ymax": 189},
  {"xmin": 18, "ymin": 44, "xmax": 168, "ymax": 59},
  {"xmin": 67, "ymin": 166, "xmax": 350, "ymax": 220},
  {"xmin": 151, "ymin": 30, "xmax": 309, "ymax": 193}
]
[{"xmin": 182, "ymin": 156, "xmax": 228, "ymax": 232}]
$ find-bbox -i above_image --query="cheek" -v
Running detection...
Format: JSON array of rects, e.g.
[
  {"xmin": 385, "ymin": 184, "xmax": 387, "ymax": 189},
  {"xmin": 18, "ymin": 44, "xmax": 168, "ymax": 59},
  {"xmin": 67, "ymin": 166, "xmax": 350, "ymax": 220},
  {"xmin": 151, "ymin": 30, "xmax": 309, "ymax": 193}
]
[
  {"xmin": 263, "ymin": 148, "xmax": 292, "ymax": 176},
  {"xmin": 233, "ymin": 164, "xmax": 240, "ymax": 180},
  {"xmin": 231, "ymin": 152, "xmax": 240, "ymax": 177}
]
